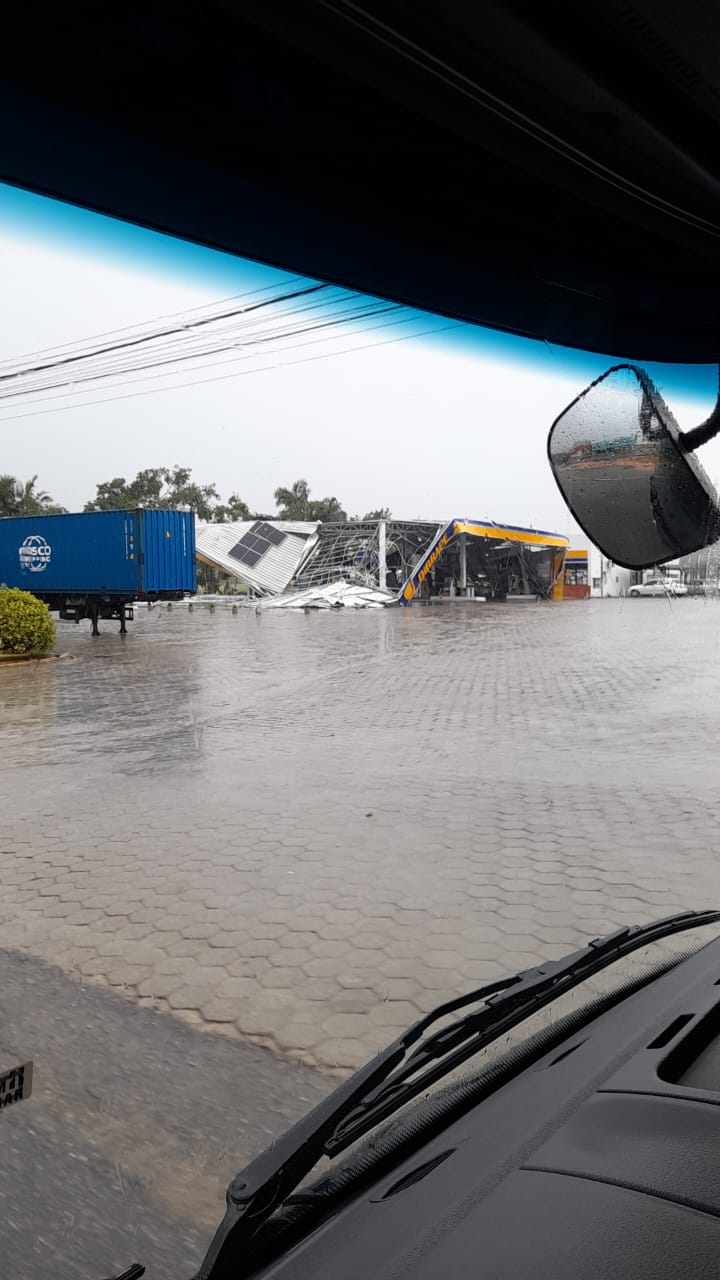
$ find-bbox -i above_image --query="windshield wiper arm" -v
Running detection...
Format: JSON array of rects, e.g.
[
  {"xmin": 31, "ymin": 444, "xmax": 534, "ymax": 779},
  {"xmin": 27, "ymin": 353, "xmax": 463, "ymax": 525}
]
[
  {"xmin": 193, "ymin": 908, "xmax": 720, "ymax": 1280},
  {"xmin": 326, "ymin": 908, "xmax": 720, "ymax": 1153}
]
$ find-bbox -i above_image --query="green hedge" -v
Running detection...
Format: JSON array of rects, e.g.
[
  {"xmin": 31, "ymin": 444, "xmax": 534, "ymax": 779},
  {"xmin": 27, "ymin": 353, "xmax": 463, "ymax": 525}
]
[{"xmin": 0, "ymin": 586, "xmax": 55, "ymax": 654}]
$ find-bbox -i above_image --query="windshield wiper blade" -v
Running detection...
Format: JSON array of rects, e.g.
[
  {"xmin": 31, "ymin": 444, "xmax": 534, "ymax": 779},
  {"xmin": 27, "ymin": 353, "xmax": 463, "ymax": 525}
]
[
  {"xmin": 193, "ymin": 909, "xmax": 720, "ymax": 1280},
  {"xmin": 325, "ymin": 908, "xmax": 720, "ymax": 1153}
]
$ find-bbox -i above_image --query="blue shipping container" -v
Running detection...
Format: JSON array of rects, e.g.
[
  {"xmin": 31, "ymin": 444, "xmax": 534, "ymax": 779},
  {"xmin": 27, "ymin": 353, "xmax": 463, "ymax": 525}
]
[{"xmin": 0, "ymin": 509, "xmax": 196, "ymax": 598}]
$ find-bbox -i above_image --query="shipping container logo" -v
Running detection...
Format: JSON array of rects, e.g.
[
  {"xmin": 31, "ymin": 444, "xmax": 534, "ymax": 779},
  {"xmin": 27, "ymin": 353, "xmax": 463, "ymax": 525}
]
[{"xmin": 18, "ymin": 535, "xmax": 52, "ymax": 573}]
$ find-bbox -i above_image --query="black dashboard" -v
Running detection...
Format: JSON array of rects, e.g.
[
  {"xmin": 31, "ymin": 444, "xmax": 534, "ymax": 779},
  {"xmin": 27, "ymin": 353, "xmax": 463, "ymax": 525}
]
[{"xmin": 256, "ymin": 937, "xmax": 720, "ymax": 1278}]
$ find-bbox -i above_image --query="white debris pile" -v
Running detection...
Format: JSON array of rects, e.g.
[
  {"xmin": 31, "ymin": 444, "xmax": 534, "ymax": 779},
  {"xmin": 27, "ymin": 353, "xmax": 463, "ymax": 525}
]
[{"xmin": 259, "ymin": 580, "xmax": 395, "ymax": 610}]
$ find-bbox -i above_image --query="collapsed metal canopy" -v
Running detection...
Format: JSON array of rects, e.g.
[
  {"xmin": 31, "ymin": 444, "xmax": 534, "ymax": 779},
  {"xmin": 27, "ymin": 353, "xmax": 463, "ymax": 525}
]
[
  {"xmin": 292, "ymin": 520, "xmax": 442, "ymax": 594},
  {"xmin": 199, "ymin": 516, "xmax": 570, "ymax": 602},
  {"xmin": 398, "ymin": 519, "xmax": 569, "ymax": 601}
]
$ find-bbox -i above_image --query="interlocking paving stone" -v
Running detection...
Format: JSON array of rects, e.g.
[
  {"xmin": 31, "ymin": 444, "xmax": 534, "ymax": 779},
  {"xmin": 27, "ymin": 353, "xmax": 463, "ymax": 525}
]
[{"xmin": 2, "ymin": 598, "xmax": 720, "ymax": 1071}]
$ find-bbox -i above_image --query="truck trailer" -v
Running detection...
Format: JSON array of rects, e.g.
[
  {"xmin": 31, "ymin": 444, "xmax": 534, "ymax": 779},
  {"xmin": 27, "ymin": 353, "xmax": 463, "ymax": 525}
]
[{"xmin": 0, "ymin": 509, "xmax": 196, "ymax": 633}]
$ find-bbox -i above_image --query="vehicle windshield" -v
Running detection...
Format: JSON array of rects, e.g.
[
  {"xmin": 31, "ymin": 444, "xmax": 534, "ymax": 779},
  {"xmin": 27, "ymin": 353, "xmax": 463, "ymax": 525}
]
[{"xmin": 2, "ymin": 182, "xmax": 720, "ymax": 1279}]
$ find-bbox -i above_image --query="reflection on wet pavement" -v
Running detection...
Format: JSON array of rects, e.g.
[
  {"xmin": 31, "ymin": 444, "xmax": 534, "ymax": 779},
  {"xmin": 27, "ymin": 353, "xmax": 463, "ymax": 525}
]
[{"xmin": 3, "ymin": 599, "xmax": 720, "ymax": 1074}]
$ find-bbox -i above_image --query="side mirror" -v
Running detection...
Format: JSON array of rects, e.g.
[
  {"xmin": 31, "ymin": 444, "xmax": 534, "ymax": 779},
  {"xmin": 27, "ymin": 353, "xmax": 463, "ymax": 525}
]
[{"xmin": 548, "ymin": 364, "xmax": 720, "ymax": 569}]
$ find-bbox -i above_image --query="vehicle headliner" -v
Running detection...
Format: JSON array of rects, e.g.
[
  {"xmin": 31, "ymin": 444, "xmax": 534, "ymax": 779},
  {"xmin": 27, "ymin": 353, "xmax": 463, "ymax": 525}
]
[{"xmin": 2, "ymin": 1, "xmax": 720, "ymax": 361}]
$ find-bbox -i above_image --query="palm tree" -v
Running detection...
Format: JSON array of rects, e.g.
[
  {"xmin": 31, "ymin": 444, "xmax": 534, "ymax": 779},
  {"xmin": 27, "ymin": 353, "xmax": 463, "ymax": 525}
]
[
  {"xmin": 16, "ymin": 476, "xmax": 53, "ymax": 514},
  {"xmin": 0, "ymin": 474, "xmax": 18, "ymax": 516},
  {"xmin": 274, "ymin": 479, "xmax": 312, "ymax": 519},
  {"xmin": 0, "ymin": 475, "xmax": 62, "ymax": 517}
]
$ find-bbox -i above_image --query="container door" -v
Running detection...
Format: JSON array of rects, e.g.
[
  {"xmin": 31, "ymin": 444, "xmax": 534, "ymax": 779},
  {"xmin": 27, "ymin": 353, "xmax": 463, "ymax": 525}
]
[{"xmin": 140, "ymin": 510, "xmax": 196, "ymax": 593}]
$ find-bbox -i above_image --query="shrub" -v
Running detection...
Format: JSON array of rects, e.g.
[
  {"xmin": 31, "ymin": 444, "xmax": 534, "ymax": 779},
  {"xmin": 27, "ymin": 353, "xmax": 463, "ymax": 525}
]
[{"xmin": 0, "ymin": 586, "xmax": 55, "ymax": 654}]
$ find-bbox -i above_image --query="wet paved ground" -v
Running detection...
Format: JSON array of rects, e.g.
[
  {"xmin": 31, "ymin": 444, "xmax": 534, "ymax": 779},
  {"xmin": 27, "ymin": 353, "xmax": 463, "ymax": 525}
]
[
  {"xmin": 0, "ymin": 948, "xmax": 331, "ymax": 1280},
  {"xmin": 3, "ymin": 597, "xmax": 720, "ymax": 1077}
]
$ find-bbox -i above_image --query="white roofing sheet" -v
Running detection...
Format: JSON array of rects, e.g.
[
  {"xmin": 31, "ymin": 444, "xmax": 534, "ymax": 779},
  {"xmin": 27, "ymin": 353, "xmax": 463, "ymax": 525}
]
[
  {"xmin": 258, "ymin": 581, "xmax": 394, "ymax": 610},
  {"xmin": 195, "ymin": 520, "xmax": 319, "ymax": 595}
]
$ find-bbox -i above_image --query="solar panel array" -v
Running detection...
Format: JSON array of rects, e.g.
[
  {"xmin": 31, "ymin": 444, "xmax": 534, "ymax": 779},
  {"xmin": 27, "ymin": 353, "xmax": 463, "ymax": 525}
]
[{"xmin": 229, "ymin": 521, "xmax": 288, "ymax": 568}]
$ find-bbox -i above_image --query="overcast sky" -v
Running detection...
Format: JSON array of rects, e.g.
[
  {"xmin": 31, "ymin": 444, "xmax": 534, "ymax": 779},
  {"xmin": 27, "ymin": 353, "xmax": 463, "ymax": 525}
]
[{"xmin": 1, "ymin": 183, "xmax": 717, "ymax": 547}]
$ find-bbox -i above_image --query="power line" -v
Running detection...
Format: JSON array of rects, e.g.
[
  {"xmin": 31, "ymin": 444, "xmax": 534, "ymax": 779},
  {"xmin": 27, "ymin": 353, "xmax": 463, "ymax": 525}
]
[
  {"xmin": 0, "ymin": 282, "xmax": 329, "ymax": 386},
  {"xmin": 0, "ymin": 287, "xmax": 402, "ymax": 401},
  {"xmin": 0, "ymin": 318, "xmax": 463, "ymax": 423},
  {"xmin": 0, "ymin": 308, "xmax": 436, "ymax": 410},
  {"xmin": 0, "ymin": 272, "xmax": 458, "ymax": 422},
  {"xmin": 0, "ymin": 302, "xmax": 384, "ymax": 398},
  {"xmin": 0, "ymin": 273, "xmax": 315, "ymax": 370}
]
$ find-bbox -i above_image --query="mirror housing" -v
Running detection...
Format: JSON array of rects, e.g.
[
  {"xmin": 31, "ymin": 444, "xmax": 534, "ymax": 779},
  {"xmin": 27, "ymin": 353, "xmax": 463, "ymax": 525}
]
[{"xmin": 548, "ymin": 364, "xmax": 720, "ymax": 570}]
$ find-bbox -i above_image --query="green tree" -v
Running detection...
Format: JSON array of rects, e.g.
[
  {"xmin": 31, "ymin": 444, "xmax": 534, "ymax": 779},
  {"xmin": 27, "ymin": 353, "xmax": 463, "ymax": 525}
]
[
  {"xmin": 274, "ymin": 479, "xmax": 347, "ymax": 522},
  {"xmin": 214, "ymin": 493, "xmax": 251, "ymax": 523},
  {"xmin": 29, "ymin": 479, "xmax": 51, "ymax": 508},
  {"xmin": 311, "ymin": 495, "xmax": 348, "ymax": 522},
  {"xmin": 83, "ymin": 476, "xmax": 135, "ymax": 512},
  {"xmin": 85, "ymin": 467, "xmax": 247, "ymax": 522},
  {"xmin": 196, "ymin": 563, "xmax": 222, "ymax": 593},
  {"xmin": 0, "ymin": 474, "xmax": 18, "ymax": 516},
  {"xmin": 363, "ymin": 507, "xmax": 392, "ymax": 520},
  {"xmin": 160, "ymin": 466, "xmax": 221, "ymax": 520},
  {"xmin": 16, "ymin": 476, "xmax": 53, "ymax": 513},
  {"xmin": 274, "ymin": 479, "xmax": 312, "ymax": 520},
  {"xmin": 0, "ymin": 474, "xmax": 65, "ymax": 517}
]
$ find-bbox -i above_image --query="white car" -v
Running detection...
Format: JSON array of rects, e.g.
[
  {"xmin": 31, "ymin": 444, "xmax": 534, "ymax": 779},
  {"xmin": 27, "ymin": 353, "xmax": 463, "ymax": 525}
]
[{"xmin": 629, "ymin": 577, "xmax": 688, "ymax": 597}]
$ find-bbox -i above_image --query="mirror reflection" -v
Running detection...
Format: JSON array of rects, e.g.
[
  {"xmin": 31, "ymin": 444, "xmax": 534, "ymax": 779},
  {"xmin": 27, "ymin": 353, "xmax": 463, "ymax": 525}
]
[{"xmin": 548, "ymin": 364, "xmax": 720, "ymax": 569}]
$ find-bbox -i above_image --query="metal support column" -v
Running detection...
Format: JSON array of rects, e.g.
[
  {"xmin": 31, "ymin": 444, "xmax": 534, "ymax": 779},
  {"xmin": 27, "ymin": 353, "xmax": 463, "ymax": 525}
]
[
  {"xmin": 459, "ymin": 533, "xmax": 467, "ymax": 595},
  {"xmin": 378, "ymin": 520, "xmax": 387, "ymax": 591}
]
